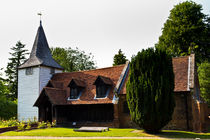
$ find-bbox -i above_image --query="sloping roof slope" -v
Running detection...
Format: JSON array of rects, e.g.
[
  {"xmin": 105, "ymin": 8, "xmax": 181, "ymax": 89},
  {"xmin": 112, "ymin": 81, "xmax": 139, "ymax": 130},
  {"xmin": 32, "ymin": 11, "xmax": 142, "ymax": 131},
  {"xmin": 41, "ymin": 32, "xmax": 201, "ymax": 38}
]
[
  {"xmin": 19, "ymin": 21, "xmax": 63, "ymax": 69},
  {"xmin": 34, "ymin": 64, "xmax": 127, "ymax": 106},
  {"xmin": 35, "ymin": 55, "xmax": 193, "ymax": 106},
  {"xmin": 120, "ymin": 55, "xmax": 191, "ymax": 94},
  {"xmin": 172, "ymin": 56, "xmax": 189, "ymax": 92}
]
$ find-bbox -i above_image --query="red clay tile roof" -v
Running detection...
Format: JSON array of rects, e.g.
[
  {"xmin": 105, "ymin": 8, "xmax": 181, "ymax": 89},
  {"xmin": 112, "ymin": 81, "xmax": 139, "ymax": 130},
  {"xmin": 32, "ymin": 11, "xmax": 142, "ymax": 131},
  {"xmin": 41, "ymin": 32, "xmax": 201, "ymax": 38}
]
[
  {"xmin": 120, "ymin": 56, "xmax": 190, "ymax": 94},
  {"xmin": 34, "ymin": 87, "xmax": 67, "ymax": 106},
  {"xmin": 35, "ymin": 55, "xmax": 191, "ymax": 106},
  {"xmin": 69, "ymin": 79, "xmax": 86, "ymax": 87},
  {"xmin": 35, "ymin": 64, "xmax": 127, "ymax": 106},
  {"xmin": 44, "ymin": 88, "xmax": 67, "ymax": 105},
  {"xmin": 172, "ymin": 56, "xmax": 189, "ymax": 92},
  {"xmin": 93, "ymin": 76, "xmax": 113, "ymax": 85},
  {"xmin": 46, "ymin": 80, "xmax": 64, "ymax": 89}
]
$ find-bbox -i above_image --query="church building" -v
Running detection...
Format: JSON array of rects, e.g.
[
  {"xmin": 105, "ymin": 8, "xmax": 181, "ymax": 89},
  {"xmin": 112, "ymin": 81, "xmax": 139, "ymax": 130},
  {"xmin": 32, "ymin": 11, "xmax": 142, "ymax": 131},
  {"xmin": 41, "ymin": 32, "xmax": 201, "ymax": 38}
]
[{"xmin": 18, "ymin": 21, "xmax": 208, "ymax": 132}]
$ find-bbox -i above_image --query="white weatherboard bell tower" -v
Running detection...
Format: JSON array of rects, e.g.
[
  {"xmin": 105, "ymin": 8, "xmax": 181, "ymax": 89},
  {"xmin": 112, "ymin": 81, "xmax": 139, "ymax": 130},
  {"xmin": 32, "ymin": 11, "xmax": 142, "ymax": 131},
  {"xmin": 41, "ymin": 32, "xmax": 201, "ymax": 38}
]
[{"xmin": 18, "ymin": 21, "xmax": 63, "ymax": 121}]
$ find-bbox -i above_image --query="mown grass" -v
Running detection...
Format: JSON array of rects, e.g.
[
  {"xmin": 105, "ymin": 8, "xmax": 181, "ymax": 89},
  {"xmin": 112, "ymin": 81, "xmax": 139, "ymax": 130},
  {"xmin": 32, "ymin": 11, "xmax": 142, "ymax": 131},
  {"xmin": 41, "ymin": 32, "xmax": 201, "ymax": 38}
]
[
  {"xmin": 157, "ymin": 130, "xmax": 210, "ymax": 139},
  {"xmin": 0, "ymin": 139, "xmax": 165, "ymax": 140},
  {"xmin": 0, "ymin": 128, "xmax": 151, "ymax": 137},
  {"xmin": 0, "ymin": 127, "xmax": 210, "ymax": 139}
]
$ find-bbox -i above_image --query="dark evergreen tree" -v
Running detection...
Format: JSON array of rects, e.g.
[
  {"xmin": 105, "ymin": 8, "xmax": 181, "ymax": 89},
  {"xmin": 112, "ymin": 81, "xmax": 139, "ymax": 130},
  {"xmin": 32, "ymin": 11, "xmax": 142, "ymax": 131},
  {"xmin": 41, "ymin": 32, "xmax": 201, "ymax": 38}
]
[
  {"xmin": 126, "ymin": 48, "xmax": 175, "ymax": 133},
  {"xmin": 156, "ymin": 1, "xmax": 210, "ymax": 63},
  {"xmin": 5, "ymin": 41, "xmax": 29, "ymax": 100},
  {"xmin": 113, "ymin": 49, "xmax": 127, "ymax": 66}
]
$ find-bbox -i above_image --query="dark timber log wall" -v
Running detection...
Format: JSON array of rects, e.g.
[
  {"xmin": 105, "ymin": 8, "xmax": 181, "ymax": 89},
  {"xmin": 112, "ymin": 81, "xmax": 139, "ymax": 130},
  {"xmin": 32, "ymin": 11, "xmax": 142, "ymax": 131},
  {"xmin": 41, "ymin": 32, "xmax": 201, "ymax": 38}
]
[{"xmin": 56, "ymin": 104, "xmax": 114, "ymax": 124}]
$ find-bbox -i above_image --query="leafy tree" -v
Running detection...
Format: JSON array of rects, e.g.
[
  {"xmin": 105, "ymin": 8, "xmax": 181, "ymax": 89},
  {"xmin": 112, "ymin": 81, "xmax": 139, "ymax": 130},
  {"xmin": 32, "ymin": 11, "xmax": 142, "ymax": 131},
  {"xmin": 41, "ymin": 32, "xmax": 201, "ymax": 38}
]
[
  {"xmin": 0, "ymin": 95, "xmax": 17, "ymax": 119},
  {"xmin": 0, "ymin": 70, "xmax": 17, "ymax": 119},
  {"xmin": 198, "ymin": 61, "xmax": 210, "ymax": 105},
  {"xmin": 5, "ymin": 41, "xmax": 29, "ymax": 100},
  {"xmin": 156, "ymin": 1, "xmax": 210, "ymax": 63},
  {"xmin": 51, "ymin": 47, "xmax": 96, "ymax": 72},
  {"xmin": 126, "ymin": 48, "xmax": 175, "ymax": 133},
  {"xmin": 113, "ymin": 49, "xmax": 127, "ymax": 66},
  {"xmin": 0, "ymin": 69, "xmax": 10, "ymax": 97}
]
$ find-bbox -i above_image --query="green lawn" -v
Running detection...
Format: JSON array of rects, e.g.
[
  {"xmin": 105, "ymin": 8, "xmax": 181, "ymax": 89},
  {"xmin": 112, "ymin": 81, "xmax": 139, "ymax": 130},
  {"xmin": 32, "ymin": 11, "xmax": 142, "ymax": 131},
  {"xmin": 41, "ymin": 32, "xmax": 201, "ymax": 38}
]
[
  {"xmin": 0, "ymin": 128, "xmax": 151, "ymax": 137},
  {"xmin": 0, "ymin": 127, "xmax": 210, "ymax": 139},
  {"xmin": 157, "ymin": 130, "xmax": 210, "ymax": 139},
  {"xmin": 0, "ymin": 139, "xmax": 164, "ymax": 140}
]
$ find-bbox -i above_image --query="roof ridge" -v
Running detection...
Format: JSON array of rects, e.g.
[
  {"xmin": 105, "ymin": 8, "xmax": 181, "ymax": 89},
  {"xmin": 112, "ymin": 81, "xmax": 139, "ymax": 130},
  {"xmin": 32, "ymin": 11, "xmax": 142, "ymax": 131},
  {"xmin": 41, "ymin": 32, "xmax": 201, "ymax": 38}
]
[{"xmin": 54, "ymin": 64, "xmax": 126, "ymax": 75}]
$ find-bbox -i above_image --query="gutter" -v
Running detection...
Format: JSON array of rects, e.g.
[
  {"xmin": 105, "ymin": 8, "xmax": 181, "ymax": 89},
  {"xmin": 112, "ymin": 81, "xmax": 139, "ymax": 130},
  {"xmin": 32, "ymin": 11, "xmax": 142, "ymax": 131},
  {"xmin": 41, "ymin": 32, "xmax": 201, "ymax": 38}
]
[{"xmin": 112, "ymin": 61, "xmax": 130, "ymax": 104}]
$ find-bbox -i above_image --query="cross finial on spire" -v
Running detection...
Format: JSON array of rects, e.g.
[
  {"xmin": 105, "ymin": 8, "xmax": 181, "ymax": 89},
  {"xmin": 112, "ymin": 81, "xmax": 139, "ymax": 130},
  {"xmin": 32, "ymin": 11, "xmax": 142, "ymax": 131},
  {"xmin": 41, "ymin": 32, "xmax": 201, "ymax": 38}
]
[{"xmin": 37, "ymin": 12, "xmax": 42, "ymax": 25}]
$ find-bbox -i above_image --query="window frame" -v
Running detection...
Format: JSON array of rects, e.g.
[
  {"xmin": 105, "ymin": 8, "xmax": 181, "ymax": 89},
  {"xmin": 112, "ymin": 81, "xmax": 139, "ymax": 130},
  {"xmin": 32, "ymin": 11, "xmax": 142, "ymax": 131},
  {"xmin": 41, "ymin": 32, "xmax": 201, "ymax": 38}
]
[
  {"xmin": 25, "ymin": 67, "xmax": 33, "ymax": 75},
  {"xmin": 95, "ymin": 83, "xmax": 110, "ymax": 98},
  {"xmin": 50, "ymin": 68, "xmax": 55, "ymax": 74},
  {"xmin": 70, "ymin": 87, "xmax": 79, "ymax": 99}
]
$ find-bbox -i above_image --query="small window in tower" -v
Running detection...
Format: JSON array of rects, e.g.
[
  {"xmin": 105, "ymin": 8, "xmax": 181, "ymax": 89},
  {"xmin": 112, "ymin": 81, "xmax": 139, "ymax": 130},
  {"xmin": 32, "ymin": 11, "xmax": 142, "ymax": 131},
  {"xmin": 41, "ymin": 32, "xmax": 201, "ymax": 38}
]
[
  {"xmin": 25, "ymin": 67, "xmax": 33, "ymax": 75},
  {"xmin": 50, "ymin": 68, "xmax": 55, "ymax": 74}
]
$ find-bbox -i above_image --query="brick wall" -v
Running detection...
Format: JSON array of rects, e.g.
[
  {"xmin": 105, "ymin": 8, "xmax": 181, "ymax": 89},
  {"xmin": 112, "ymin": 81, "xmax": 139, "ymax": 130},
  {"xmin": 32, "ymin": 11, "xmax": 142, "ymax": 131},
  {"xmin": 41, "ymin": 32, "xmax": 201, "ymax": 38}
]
[
  {"xmin": 165, "ymin": 92, "xmax": 193, "ymax": 130},
  {"xmin": 192, "ymin": 100, "xmax": 210, "ymax": 132},
  {"xmin": 118, "ymin": 95, "xmax": 135, "ymax": 128}
]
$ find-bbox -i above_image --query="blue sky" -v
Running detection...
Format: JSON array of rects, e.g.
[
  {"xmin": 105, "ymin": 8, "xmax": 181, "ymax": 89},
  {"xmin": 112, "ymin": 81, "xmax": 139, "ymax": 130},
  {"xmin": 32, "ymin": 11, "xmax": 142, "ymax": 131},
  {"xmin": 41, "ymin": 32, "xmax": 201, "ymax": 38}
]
[{"xmin": 0, "ymin": 0, "xmax": 209, "ymax": 72}]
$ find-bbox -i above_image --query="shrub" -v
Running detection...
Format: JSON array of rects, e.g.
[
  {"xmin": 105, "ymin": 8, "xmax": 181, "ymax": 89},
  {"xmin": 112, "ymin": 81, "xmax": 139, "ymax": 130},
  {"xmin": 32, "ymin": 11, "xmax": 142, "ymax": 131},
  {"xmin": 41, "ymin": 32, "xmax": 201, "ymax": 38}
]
[
  {"xmin": 17, "ymin": 121, "xmax": 25, "ymax": 131},
  {"xmin": 0, "ymin": 118, "xmax": 19, "ymax": 128},
  {"xmin": 38, "ymin": 121, "xmax": 46, "ymax": 129},
  {"xmin": 47, "ymin": 122, "xmax": 51, "ymax": 128},
  {"xmin": 25, "ymin": 123, "xmax": 31, "ymax": 130},
  {"xmin": 52, "ymin": 120, "xmax": 56, "ymax": 127},
  {"xmin": 126, "ymin": 48, "xmax": 175, "ymax": 133},
  {"xmin": 0, "ymin": 96, "xmax": 17, "ymax": 120}
]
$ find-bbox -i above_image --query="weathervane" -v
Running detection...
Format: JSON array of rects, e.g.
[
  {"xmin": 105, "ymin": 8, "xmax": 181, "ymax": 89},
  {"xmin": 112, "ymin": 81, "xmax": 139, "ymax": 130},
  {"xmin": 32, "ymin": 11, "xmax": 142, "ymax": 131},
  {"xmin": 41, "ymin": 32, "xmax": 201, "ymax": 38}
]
[{"xmin": 37, "ymin": 12, "xmax": 42, "ymax": 21}]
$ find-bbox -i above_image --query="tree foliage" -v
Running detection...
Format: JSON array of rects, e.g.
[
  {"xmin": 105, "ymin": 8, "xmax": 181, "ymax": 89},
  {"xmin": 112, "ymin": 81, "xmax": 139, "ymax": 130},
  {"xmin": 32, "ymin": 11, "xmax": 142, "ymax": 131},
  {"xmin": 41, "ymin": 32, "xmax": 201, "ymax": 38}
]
[
  {"xmin": 126, "ymin": 48, "xmax": 175, "ymax": 133},
  {"xmin": 0, "ymin": 69, "xmax": 9, "ymax": 97},
  {"xmin": 113, "ymin": 49, "xmax": 127, "ymax": 66},
  {"xmin": 198, "ymin": 61, "xmax": 210, "ymax": 105},
  {"xmin": 0, "ymin": 70, "xmax": 17, "ymax": 119},
  {"xmin": 156, "ymin": 1, "xmax": 210, "ymax": 63},
  {"xmin": 0, "ymin": 96, "xmax": 17, "ymax": 120},
  {"xmin": 51, "ymin": 47, "xmax": 96, "ymax": 72},
  {"xmin": 5, "ymin": 41, "xmax": 29, "ymax": 100}
]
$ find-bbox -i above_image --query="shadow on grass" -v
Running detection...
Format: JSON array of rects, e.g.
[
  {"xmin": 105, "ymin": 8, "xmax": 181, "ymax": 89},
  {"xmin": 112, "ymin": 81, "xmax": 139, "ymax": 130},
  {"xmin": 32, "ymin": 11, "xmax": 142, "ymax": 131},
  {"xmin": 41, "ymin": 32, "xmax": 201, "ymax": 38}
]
[{"xmin": 154, "ymin": 130, "xmax": 210, "ymax": 139}]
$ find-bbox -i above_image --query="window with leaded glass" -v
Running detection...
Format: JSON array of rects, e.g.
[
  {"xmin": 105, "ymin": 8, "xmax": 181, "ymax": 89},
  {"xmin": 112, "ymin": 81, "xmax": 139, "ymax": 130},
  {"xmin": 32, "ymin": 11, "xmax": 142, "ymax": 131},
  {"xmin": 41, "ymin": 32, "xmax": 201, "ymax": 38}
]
[
  {"xmin": 70, "ymin": 87, "xmax": 79, "ymax": 99},
  {"xmin": 96, "ymin": 84, "xmax": 109, "ymax": 98},
  {"xmin": 68, "ymin": 79, "xmax": 85, "ymax": 100}
]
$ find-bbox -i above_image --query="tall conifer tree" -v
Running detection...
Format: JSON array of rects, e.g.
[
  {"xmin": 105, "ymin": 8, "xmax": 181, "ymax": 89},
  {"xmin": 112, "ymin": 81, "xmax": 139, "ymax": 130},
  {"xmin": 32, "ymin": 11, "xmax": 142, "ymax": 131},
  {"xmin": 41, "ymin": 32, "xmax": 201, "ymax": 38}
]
[
  {"xmin": 126, "ymin": 48, "xmax": 175, "ymax": 133},
  {"xmin": 5, "ymin": 41, "xmax": 29, "ymax": 100},
  {"xmin": 113, "ymin": 49, "xmax": 127, "ymax": 66}
]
